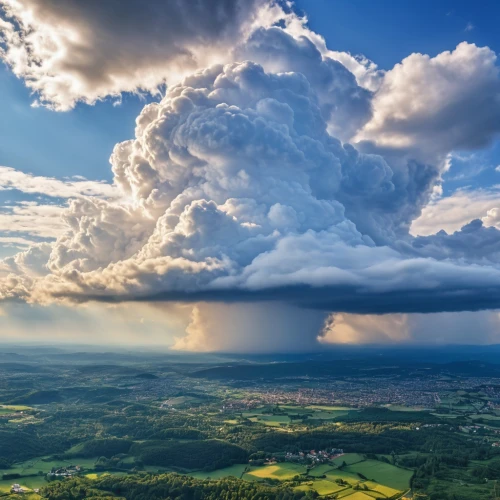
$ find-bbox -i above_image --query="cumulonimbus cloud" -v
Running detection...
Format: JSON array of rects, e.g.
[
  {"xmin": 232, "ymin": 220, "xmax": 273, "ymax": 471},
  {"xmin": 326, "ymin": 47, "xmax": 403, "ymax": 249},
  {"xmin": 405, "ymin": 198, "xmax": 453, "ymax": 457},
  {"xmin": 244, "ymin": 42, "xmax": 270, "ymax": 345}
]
[{"xmin": 1, "ymin": 1, "xmax": 500, "ymax": 329}]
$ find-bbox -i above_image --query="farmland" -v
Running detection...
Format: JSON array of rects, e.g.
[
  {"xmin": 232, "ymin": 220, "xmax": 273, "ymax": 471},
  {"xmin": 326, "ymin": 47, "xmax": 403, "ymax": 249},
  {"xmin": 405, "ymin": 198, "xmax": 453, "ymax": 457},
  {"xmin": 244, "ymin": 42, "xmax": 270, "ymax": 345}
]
[
  {"xmin": 185, "ymin": 454, "xmax": 412, "ymax": 498},
  {"xmin": 239, "ymin": 404, "xmax": 360, "ymax": 428}
]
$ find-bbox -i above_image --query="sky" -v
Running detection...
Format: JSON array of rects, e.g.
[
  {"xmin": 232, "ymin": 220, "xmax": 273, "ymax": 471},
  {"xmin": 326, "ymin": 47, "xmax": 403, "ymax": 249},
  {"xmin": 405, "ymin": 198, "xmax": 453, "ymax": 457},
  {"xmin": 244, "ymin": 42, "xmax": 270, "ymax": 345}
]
[{"xmin": 1, "ymin": 0, "xmax": 500, "ymax": 350}]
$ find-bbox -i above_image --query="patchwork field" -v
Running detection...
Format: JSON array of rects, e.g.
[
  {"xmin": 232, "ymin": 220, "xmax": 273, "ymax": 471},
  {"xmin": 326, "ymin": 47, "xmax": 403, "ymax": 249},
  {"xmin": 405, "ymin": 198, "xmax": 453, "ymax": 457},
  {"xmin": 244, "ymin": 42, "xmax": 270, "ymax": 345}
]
[
  {"xmin": 324, "ymin": 467, "xmax": 363, "ymax": 485},
  {"xmin": 193, "ymin": 453, "xmax": 414, "ymax": 498},
  {"xmin": 240, "ymin": 404, "xmax": 359, "ymax": 427},
  {"xmin": 295, "ymin": 479, "xmax": 346, "ymax": 496}
]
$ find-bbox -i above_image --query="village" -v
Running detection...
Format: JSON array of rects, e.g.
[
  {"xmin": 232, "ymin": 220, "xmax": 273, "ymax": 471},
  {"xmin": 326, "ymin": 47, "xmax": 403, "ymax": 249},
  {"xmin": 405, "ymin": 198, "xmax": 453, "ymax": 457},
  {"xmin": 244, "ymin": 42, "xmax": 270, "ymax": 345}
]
[
  {"xmin": 10, "ymin": 465, "xmax": 83, "ymax": 495},
  {"xmin": 283, "ymin": 448, "xmax": 345, "ymax": 465},
  {"xmin": 249, "ymin": 448, "xmax": 345, "ymax": 467}
]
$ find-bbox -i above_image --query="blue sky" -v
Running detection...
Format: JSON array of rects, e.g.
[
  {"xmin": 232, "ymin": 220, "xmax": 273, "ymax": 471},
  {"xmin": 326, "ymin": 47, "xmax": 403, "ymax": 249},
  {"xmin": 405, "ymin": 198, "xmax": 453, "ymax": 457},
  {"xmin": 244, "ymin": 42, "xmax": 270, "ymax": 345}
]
[
  {"xmin": 296, "ymin": 0, "xmax": 500, "ymax": 69},
  {"xmin": 0, "ymin": 69, "xmax": 148, "ymax": 181}
]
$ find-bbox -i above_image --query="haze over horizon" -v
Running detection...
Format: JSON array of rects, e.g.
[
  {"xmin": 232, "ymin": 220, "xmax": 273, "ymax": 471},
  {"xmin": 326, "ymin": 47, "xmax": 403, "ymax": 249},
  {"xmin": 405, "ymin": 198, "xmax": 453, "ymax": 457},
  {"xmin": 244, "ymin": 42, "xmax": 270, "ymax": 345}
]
[{"xmin": 2, "ymin": 0, "xmax": 500, "ymax": 350}]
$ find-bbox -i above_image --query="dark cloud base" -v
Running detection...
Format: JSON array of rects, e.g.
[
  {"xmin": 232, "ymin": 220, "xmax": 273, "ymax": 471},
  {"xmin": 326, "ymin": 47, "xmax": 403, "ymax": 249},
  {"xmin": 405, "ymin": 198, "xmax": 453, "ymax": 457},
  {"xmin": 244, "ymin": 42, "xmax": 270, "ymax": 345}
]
[{"xmin": 68, "ymin": 284, "xmax": 500, "ymax": 315}]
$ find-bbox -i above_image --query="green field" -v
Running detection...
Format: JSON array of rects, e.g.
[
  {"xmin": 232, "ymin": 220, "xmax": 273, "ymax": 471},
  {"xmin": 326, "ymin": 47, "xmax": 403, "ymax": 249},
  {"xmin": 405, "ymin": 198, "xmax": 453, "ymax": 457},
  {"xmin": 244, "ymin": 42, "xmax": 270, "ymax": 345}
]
[
  {"xmin": 0, "ymin": 475, "xmax": 45, "ymax": 497},
  {"xmin": 331, "ymin": 453, "xmax": 365, "ymax": 466},
  {"xmin": 325, "ymin": 468, "xmax": 363, "ymax": 485},
  {"xmin": 308, "ymin": 464, "xmax": 336, "ymax": 476},
  {"xmin": 240, "ymin": 405, "xmax": 358, "ymax": 427},
  {"xmin": 470, "ymin": 413, "xmax": 500, "ymax": 421},
  {"xmin": 6, "ymin": 456, "xmax": 98, "ymax": 476},
  {"xmin": 307, "ymin": 410, "xmax": 350, "ymax": 419},
  {"xmin": 384, "ymin": 404, "xmax": 432, "ymax": 412},
  {"xmin": 345, "ymin": 459, "xmax": 413, "ymax": 490},
  {"xmin": 188, "ymin": 464, "xmax": 249, "ymax": 480},
  {"xmin": 248, "ymin": 414, "xmax": 291, "ymax": 426}
]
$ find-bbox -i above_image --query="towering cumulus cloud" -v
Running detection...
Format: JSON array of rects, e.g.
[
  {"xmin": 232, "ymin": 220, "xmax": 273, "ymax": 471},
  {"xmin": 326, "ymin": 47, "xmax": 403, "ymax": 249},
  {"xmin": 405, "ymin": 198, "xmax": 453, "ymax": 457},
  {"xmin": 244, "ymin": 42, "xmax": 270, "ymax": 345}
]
[{"xmin": 2, "ymin": 1, "xmax": 500, "ymax": 350}]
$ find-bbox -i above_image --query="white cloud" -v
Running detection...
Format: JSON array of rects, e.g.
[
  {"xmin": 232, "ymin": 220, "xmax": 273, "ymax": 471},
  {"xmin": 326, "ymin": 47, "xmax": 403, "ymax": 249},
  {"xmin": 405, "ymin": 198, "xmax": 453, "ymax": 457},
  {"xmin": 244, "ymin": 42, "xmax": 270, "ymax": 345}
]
[
  {"xmin": 357, "ymin": 42, "xmax": 500, "ymax": 160},
  {"xmin": 0, "ymin": 166, "xmax": 117, "ymax": 198},
  {"xmin": 411, "ymin": 188, "xmax": 500, "ymax": 236},
  {"xmin": 320, "ymin": 310, "xmax": 500, "ymax": 345},
  {"xmin": 0, "ymin": 0, "xmax": 276, "ymax": 110},
  {"xmin": 0, "ymin": 203, "xmax": 66, "ymax": 240}
]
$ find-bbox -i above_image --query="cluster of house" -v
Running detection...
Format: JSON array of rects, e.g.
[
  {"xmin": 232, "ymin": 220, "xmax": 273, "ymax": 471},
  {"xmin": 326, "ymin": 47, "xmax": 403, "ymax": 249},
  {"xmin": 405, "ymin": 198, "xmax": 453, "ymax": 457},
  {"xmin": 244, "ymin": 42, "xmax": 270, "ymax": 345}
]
[
  {"xmin": 284, "ymin": 448, "xmax": 344, "ymax": 464},
  {"xmin": 47, "ymin": 465, "xmax": 82, "ymax": 478},
  {"xmin": 492, "ymin": 442, "xmax": 500, "ymax": 447},
  {"xmin": 10, "ymin": 484, "xmax": 39, "ymax": 495}
]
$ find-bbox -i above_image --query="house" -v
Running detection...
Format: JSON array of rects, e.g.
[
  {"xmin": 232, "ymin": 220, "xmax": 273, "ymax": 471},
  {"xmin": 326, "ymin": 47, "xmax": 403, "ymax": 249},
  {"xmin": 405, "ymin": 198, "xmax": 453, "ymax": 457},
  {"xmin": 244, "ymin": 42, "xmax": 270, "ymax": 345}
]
[{"xmin": 11, "ymin": 483, "xmax": 25, "ymax": 493}]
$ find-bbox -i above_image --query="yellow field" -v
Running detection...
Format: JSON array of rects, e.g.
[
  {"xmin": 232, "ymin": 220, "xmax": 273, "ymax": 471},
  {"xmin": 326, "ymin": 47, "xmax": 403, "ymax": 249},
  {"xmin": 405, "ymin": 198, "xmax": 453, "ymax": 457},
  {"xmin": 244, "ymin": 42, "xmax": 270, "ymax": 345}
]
[
  {"xmin": 364, "ymin": 480, "xmax": 400, "ymax": 497},
  {"xmin": 342, "ymin": 492, "xmax": 376, "ymax": 500},
  {"xmin": 245, "ymin": 462, "xmax": 305, "ymax": 480}
]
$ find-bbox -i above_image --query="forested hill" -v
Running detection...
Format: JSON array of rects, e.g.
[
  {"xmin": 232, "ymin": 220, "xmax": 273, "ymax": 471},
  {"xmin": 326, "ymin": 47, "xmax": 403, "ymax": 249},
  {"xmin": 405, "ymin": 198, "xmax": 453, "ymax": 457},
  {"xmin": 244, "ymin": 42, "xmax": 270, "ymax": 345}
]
[
  {"xmin": 191, "ymin": 359, "xmax": 500, "ymax": 380},
  {"xmin": 42, "ymin": 474, "xmax": 314, "ymax": 500}
]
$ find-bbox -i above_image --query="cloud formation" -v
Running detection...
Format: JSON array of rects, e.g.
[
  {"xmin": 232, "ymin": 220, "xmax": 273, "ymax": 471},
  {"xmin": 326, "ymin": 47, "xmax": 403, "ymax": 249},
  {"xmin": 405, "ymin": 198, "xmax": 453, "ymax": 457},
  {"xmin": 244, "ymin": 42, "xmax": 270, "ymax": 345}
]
[
  {"xmin": 357, "ymin": 42, "xmax": 500, "ymax": 160},
  {"xmin": 2, "ymin": 1, "xmax": 500, "ymax": 349},
  {"xmin": 0, "ymin": 0, "xmax": 276, "ymax": 110},
  {"xmin": 320, "ymin": 310, "xmax": 500, "ymax": 345},
  {"xmin": 411, "ymin": 188, "xmax": 500, "ymax": 236}
]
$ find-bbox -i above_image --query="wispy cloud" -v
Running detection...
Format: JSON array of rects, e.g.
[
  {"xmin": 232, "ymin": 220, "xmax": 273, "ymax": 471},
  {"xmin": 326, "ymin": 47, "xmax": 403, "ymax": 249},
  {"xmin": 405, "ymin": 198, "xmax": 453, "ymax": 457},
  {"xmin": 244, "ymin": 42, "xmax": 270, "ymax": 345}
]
[
  {"xmin": 0, "ymin": 166, "xmax": 118, "ymax": 199},
  {"xmin": 0, "ymin": 202, "xmax": 67, "ymax": 244}
]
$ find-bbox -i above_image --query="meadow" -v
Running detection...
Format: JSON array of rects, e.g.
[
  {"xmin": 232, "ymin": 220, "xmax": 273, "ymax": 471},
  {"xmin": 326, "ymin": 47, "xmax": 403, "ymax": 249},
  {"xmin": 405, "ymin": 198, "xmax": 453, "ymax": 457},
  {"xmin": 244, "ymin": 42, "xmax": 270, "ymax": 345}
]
[{"xmin": 345, "ymin": 459, "xmax": 413, "ymax": 490}]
